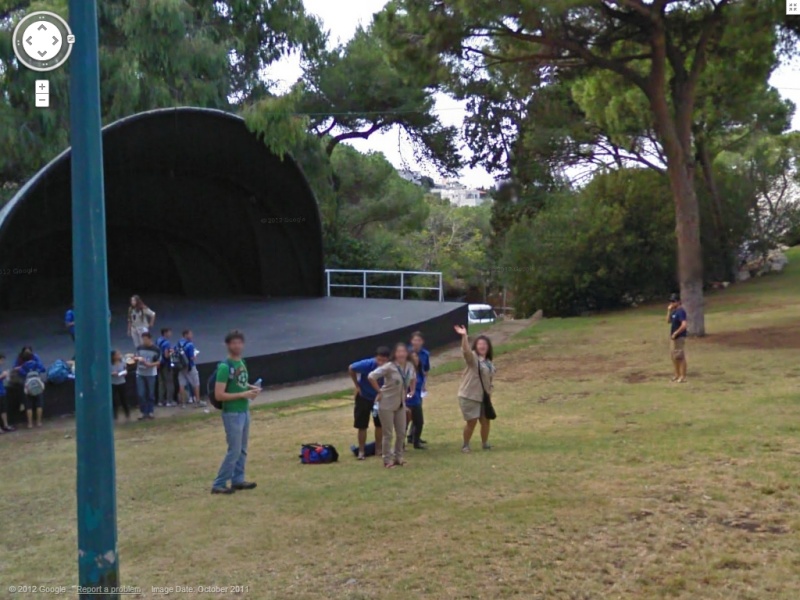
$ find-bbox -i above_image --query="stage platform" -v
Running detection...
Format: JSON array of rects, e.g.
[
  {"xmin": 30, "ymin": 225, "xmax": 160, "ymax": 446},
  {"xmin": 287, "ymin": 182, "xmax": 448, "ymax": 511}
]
[{"xmin": 0, "ymin": 296, "xmax": 468, "ymax": 420}]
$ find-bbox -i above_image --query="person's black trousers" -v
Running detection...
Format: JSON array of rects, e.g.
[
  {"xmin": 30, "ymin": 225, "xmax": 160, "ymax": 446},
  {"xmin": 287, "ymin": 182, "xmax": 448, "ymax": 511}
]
[
  {"xmin": 408, "ymin": 404, "xmax": 424, "ymax": 446},
  {"xmin": 112, "ymin": 383, "xmax": 130, "ymax": 420}
]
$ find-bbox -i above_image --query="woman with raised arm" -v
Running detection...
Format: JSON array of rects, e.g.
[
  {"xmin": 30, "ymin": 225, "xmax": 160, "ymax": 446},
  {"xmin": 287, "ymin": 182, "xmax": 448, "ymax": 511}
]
[
  {"xmin": 454, "ymin": 324, "xmax": 496, "ymax": 453},
  {"xmin": 368, "ymin": 342, "xmax": 416, "ymax": 469}
]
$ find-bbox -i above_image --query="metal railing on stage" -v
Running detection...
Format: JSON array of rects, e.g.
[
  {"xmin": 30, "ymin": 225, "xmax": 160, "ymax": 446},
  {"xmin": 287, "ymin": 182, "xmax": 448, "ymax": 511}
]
[{"xmin": 325, "ymin": 269, "xmax": 444, "ymax": 302}]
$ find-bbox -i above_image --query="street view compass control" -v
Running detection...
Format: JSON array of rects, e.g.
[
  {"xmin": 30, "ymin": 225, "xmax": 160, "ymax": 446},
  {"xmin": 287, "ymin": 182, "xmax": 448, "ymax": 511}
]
[{"xmin": 12, "ymin": 11, "xmax": 75, "ymax": 72}]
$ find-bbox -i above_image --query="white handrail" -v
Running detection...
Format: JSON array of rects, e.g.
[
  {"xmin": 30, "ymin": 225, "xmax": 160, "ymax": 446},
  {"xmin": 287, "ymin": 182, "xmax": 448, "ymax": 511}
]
[{"xmin": 325, "ymin": 269, "xmax": 444, "ymax": 302}]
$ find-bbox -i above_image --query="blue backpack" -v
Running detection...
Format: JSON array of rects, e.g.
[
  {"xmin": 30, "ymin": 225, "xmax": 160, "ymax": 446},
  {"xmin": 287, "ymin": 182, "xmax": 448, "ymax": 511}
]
[
  {"xmin": 300, "ymin": 444, "xmax": 339, "ymax": 464},
  {"xmin": 46, "ymin": 360, "xmax": 71, "ymax": 385}
]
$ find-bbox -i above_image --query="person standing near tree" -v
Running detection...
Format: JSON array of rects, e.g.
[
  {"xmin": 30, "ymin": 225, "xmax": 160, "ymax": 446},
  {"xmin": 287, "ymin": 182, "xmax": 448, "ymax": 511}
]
[
  {"xmin": 667, "ymin": 293, "xmax": 688, "ymax": 383},
  {"xmin": 454, "ymin": 325, "xmax": 495, "ymax": 453},
  {"xmin": 127, "ymin": 295, "xmax": 156, "ymax": 349}
]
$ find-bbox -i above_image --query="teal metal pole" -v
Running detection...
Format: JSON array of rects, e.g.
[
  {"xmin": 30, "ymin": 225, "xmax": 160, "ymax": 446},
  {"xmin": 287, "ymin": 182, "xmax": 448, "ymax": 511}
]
[{"xmin": 68, "ymin": 0, "xmax": 120, "ymax": 596}]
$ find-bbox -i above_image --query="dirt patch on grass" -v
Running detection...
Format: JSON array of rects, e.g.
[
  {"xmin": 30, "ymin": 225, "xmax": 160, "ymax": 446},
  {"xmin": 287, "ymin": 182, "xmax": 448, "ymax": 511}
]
[
  {"xmin": 623, "ymin": 371, "xmax": 650, "ymax": 384},
  {"xmin": 703, "ymin": 323, "xmax": 800, "ymax": 349},
  {"xmin": 501, "ymin": 352, "xmax": 623, "ymax": 382}
]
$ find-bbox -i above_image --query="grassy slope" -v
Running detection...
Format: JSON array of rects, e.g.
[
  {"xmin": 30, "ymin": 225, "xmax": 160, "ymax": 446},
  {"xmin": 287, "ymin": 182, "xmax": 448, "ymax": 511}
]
[{"xmin": 2, "ymin": 249, "xmax": 800, "ymax": 599}]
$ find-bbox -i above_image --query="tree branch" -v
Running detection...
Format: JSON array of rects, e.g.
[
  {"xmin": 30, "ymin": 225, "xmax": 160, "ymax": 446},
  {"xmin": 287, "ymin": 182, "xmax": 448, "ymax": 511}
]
[
  {"xmin": 326, "ymin": 121, "xmax": 384, "ymax": 155},
  {"xmin": 687, "ymin": 0, "xmax": 730, "ymax": 93},
  {"xmin": 491, "ymin": 24, "xmax": 649, "ymax": 91}
]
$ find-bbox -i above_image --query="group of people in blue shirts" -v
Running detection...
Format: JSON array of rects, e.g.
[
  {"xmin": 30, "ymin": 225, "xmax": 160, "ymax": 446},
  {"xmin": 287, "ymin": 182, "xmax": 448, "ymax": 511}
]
[{"xmin": 348, "ymin": 331, "xmax": 430, "ymax": 462}]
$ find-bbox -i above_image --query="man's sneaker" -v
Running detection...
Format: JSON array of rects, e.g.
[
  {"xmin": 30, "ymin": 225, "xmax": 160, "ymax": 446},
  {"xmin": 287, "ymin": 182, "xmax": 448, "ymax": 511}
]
[
  {"xmin": 158, "ymin": 402, "xmax": 167, "ymax": 407},
  {"xmin": 2, "ymin": 425, "xmax": 16, "ymax": 432},
  {"xmin": 137, "ymin": 415, "xmax": 147, "ymax": 421},
  {"xmin": 198, "ymin": 400, "xmax": 208, "ymax": 407},
  {"xmin": 210, "ymin": 487, "xmax": 235, "ymax": 495},
  {"xmin": 232, "ymin": 482, "xmax": 257, "ymax": 490},
  {"xmin": 166, "ymin": 401, "xmax": 177, "ymax": 407},
  {"xmin": 188, "ymin": 398, "xmax": 195, "ymax": 404}
]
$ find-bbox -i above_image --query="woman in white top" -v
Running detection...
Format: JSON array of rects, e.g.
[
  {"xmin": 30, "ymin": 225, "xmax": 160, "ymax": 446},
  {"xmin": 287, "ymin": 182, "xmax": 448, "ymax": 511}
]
[
  {"xmin": 368, "ymin": 342, "xmax": 416, "ymax": 468},
  {"xmin": 127, "ymin": 295, "xmax": 156, "ymax": 348}
]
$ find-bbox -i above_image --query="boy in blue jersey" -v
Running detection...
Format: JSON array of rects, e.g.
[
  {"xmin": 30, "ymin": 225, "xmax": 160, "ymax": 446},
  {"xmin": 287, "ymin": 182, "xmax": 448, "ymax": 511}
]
[
  {"xmin": 408, "ymin": 331, "xmax": 431, "ymax": 445},
  {"xmin": 348, "ymin": 347, "xmax": 390, "ymax": 460},
  {"xmin": 177, "ymin": 329, "xmax": 203, "ymax": 407},
  {"xmin": 155, "ymin": 328, "xmax": 175, "ymax": 407},
  {"xmin": 0, "ymin": 354, "xmax": 15, "ymax": 433}
]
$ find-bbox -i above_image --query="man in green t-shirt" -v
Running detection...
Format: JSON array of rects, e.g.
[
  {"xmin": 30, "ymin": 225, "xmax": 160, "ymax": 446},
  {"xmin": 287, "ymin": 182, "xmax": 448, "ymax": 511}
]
[{"xmin": 211, "ymin": 330, "xmax": 261, "ymax": 495}]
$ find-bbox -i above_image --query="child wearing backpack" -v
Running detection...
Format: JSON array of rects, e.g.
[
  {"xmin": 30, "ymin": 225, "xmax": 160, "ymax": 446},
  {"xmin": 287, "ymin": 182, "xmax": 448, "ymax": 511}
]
[
  {"xmin": 0, "ymin": 353, "xmax": 16, "ymax": 433},
  {"xmin": 14, "ymin": 347, "xmax": 46, "ymax": 428}
]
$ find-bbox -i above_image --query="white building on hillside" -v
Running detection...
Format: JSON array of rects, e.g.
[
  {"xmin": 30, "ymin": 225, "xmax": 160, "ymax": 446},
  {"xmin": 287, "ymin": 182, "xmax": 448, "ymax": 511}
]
[
  {"xmin": 431, "ymin": 180, "xmax": 488, "ymax": 207},
  {"xmin": 398, "ymin": 169, "xmax": 426, "ymax": 186}
]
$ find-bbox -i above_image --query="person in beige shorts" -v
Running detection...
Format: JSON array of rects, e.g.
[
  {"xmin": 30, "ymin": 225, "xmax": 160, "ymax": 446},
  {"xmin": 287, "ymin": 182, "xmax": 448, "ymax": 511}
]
[
  {"xmin": 454, "ymin": 325, "xmax": 495, "ymax": 453},
  {"xmin": 667, "ymin": 293, "xmax": 688, "ymax": 383}
]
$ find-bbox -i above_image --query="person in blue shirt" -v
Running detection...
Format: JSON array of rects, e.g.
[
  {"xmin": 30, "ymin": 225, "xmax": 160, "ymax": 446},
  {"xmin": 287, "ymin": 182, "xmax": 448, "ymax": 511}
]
[
  {"xmin": 348, "ymin": 347, "xmax": 390, "ymax": 460},
  {"xmin": 14, "ymin": 347, "xmax": 46, "ymax": 428},
  {"xmin": 155, "ymin": 328, "xmax": 175, "ymax": 407},
  {"xmin": 406, "ymin": 350, "xmax": 426, "ymax": 450},
  {"xmin": 177, "ymin": 329, "xmax": 203, "ymax": 407},
  {"xmin": 64, "ymin": 305, "xmax": 75, "ymax": 341},
  {"xmin": 407, "ymin": 331, "xmax": 431, "ymax": 445},
  {"xmin": 667, "ymin": 293, "xmax": 688, "ymax": 383},
  {"xmin": 0, "ymin": 353, "xmax": 15, "ymax": 433}
]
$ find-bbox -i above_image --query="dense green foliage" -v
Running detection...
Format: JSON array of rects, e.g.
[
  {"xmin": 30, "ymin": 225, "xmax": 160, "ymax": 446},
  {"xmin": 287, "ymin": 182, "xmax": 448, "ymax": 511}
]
[
  {"xmin": 503, "ymin": 169, "xmax": 676, "ymax": 316},
  {"xmin": 0, "ymin": 0, "xmax": 324, "ymax": 186}
]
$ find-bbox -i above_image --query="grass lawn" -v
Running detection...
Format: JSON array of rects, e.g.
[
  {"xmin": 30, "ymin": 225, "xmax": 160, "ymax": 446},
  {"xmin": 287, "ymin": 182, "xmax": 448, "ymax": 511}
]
[{"xmin": 3, "ymin": 249, "xmax": 800, "ymax": 599}]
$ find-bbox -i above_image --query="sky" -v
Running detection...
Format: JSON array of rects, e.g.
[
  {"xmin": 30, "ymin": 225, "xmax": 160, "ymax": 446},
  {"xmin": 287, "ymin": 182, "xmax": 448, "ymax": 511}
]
[{"xmin": 269, "ymin": 0, "xmax": 800, "ymax": 189}]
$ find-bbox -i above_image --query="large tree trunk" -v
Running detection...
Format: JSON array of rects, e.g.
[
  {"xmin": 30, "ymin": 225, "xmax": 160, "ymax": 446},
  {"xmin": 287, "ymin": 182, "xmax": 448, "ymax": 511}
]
[
  {"xmin": 647, "ymin": 32, "xmax": 707, "ymax": 337},
  {"xmin": 665, "ymin": 158, "xmax": 706, "ymax": 336}
]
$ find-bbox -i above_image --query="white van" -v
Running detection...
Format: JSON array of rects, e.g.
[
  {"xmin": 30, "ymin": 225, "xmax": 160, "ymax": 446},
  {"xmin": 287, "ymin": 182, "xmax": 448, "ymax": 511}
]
[{"xmin": 468, "ymin": 304, "xmax": 497, "ymax": 325}]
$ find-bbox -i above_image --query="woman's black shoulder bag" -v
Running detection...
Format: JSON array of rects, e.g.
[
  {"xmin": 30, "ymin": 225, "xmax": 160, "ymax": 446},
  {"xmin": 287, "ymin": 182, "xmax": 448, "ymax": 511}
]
[{"xmin": 477, "ymin": 361, "xmax": 497, "ymax": 420}]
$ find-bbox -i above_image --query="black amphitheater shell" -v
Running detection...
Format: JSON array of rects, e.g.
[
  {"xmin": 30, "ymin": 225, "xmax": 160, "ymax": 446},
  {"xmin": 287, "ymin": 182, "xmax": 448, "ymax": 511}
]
[{"xmin": 0, "ymin": 107, "xmax": 324, "ymax": 310}]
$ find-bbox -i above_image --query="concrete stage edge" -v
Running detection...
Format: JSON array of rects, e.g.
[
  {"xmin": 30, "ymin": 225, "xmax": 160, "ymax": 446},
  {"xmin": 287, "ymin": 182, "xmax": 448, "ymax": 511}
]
[{"xmin": 0, "ymin": 297, "xmax": 468, "ymax": 421}]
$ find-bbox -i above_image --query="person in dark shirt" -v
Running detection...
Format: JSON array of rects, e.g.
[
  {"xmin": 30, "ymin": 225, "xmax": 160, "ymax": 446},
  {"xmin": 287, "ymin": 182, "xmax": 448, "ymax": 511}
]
[
  {"xmin": 667, "ymin": 293, "xmax": 688, "ymax": 383},
  {"xmin": 155, "ymin": 328, "xmax": 175, "ymax": 407},
  {"xmin": 408, "ymin": 331, "xmax": 431, "ymax": 445},
  {"xmin": 406, "ymin": 350, "xmax": 426, "ymax": 450},
  {"xmin": 348, "ymin": 347, "xmax": 390, "ymax": 460},
  {"xmin": 135, "ymin": 332, "xmax": 161, "ymax": 420}
]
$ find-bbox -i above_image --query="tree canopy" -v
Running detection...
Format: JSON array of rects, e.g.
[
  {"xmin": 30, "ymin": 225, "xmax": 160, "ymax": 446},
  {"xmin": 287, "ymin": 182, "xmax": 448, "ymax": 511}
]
[{"xmin": 382, "ymin": 0, "xmax": 799, "ymax": 334}]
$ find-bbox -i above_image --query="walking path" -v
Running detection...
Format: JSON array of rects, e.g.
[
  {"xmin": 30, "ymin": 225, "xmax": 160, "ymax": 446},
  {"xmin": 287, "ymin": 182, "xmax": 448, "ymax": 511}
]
[{"xmin": 7, "ymin": 317, "xmax": 534, "ymax": 435}]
